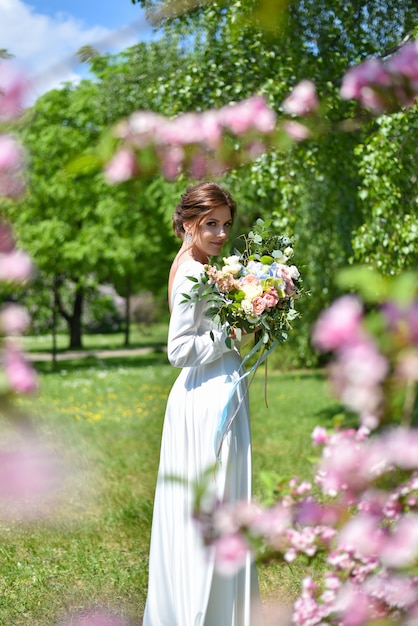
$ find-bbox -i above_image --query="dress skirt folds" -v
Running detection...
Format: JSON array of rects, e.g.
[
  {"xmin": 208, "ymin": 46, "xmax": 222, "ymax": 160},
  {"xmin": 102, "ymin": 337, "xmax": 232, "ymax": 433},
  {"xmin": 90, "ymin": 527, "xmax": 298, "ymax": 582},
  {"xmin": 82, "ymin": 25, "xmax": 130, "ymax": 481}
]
[{"xmin": 142, "ymin": 260, "xmax": 260, "ymax": 626}]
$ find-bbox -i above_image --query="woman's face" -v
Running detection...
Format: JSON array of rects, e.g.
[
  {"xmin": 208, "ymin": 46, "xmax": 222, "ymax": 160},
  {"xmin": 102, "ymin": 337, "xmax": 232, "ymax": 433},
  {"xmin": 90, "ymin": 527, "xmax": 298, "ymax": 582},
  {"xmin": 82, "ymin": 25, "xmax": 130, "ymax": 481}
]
[{"xmin": 187, "ymin": 205, "xmax": 233, "ymax": 261}]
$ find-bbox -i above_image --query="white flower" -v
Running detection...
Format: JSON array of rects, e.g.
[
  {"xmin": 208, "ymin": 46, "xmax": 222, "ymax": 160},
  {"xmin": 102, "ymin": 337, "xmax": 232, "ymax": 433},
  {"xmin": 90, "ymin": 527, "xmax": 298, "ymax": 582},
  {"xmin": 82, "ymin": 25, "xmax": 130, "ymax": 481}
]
[
  {"xmin": 241, "ymin": 283, "xmax": 263, "ymax": 300},
  {"xmin": 288, "ymin": 265, "xmax": 300, "ymax": 280},
  {"xmin": 272, "ymin": 250, "xmax": 287, "ymax": 263},
  {"xmin": 284, "ymin": 246, "xmax": 294, "ymax": 258},
  {"xmin": 222, "ymin": 255, "xmax": 242, "ymax": 276},
  {"xmin": 241, "ymin": 299, "xmax": 254, "ymax": 316}
]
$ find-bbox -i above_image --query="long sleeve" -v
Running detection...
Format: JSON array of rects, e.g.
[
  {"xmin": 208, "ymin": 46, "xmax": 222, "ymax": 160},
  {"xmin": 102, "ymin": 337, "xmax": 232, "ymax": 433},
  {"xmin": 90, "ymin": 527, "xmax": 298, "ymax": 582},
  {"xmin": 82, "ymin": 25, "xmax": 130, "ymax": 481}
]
[{"xmin": 167, "ymin": 261, "xmax": 234, "ymax": 368}]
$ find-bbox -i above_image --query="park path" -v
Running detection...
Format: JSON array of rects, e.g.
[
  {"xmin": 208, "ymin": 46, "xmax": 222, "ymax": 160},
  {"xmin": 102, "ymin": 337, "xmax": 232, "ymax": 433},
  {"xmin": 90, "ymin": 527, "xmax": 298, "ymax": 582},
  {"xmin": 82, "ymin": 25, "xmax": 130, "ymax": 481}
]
[{"xmin": 27, "ymin": 346, "xmax": 161, "ymax": 362}]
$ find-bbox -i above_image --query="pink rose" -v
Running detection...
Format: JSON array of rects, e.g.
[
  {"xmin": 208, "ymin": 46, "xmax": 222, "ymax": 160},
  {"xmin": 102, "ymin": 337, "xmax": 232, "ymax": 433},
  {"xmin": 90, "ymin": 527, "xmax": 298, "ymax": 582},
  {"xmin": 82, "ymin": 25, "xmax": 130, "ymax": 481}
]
[
  {"xmin": 263, "ymin": 287, "xmax": 279, "ymax": 308},
  {"xmin": 252, "ymin": 296, "xmax": 266, "ymax": 315},
  {"xmin": 240, "ymin": 274, "xmax": 259, "ymax": 286}
]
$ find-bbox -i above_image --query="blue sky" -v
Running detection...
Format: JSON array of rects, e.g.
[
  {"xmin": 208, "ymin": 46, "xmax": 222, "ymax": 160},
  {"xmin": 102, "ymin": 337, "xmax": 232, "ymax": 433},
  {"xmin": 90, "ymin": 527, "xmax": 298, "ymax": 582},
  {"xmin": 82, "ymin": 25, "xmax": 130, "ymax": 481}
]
[{"xmin": 0, "ymin": 0, "xmax": 155, "ymax": 101}]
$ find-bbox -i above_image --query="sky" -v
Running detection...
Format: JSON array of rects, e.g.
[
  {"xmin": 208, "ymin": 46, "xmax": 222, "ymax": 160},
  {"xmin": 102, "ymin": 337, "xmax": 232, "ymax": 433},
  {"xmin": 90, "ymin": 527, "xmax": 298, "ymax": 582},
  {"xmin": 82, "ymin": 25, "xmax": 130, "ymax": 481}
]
[{"xmin": 0, "ymin": 0, "xmax": 155, "ymax": 101}]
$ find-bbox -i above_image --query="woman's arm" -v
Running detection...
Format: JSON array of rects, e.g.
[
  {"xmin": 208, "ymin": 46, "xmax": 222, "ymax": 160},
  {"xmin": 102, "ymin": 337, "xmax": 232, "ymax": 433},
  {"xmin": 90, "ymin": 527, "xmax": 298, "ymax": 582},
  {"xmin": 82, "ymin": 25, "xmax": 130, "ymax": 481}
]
[{"xmin": 167, "ymin": 269, "xmax": 233, "ymax": 368}]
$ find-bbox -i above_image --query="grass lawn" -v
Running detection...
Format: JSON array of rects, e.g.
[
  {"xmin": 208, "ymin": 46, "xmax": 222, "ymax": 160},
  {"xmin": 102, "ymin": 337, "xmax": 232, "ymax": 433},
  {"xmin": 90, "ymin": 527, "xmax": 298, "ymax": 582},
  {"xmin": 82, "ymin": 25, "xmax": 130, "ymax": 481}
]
[{"xmin": 0, "ymin": 347, "xmax": 341, "ymax": 625}]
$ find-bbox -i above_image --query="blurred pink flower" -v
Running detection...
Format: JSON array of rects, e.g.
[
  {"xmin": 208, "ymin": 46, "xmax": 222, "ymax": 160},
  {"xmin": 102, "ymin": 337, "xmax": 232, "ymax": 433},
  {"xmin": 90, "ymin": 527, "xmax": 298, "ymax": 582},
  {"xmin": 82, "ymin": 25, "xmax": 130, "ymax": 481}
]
[
  {"xmin": 250, "ymin": 502, "xmax": 291, "ymax": 541},
  {"xmin": 0, "ymin": 303, "xmax": 30, "ymax": 335},
  {"xmin": 340, "ymin": 58, "xmax": 392, "ymax": 100},
  {"xmin": 126, "ymin": 110, "xmax": 164, "ymax": 145},
  {"xmin": 312, "ymin": 295, "xmax": 364, "ymax": 351},
  {"xmin": 387, "ymin": 40, "xmax": 418, "ymax": 88},
  {"xmin": 338, "ymin": 513, "xmax": 384, "ymax": 557},
  {"xmin": 3, "ymin": 342, "xmax": 37, "ymax": 393},
  {"xmin": 104, "ymin": 148, "xmax": 137, "ymax": 183},
  {"xmin": 220, "ymin": 96, "xmax": 276, "ymax": 135},
  {"xmin": 334, "ymin": 583, "xmax": 376, "ymax": 626},
  {"xmin": 0, "ymin": 134, "xmax": 23, "ymax": 170},
  {"xmin": 311, "ymin": 426, "xmax": 329, "ymax": 445},
  {"xmin": 160, "ymin": 145, "xmax": 184, "ymax": 180},
  {"xmin": 329, "ymin": 339, "xmax": 389, "ymax": 416},
  {"xmin": 0, "ymin": 63, "xmax": 28, "ymax": 119},
  {"xmin": 380, "ymin": 514, "xmax": 418, "ymax": 567},
  {"xmin": 214, "ymin": 532, "xmax": 251, "ymax": 576},
  {"xmin": 0, "ymin": 250, "xmax": 33, "ymax": 283},
  {"xmin": 282, "ymin": 80, "xmax": 319, "ymax": 116},
  {"xmin": 0, "ymin": 436, "xmax": 65, "ymax": 519},
  {"xmin": 283, "ymin": 120, "xmax": 311, "ymax": 141}
]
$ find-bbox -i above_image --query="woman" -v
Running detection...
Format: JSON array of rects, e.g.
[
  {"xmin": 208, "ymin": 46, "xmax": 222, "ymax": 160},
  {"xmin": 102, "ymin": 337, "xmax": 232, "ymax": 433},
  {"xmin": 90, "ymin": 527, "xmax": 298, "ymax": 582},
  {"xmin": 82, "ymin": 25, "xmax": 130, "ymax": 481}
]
[{"xmin": 142, "ymin": 182, "xmax": 260, "ymax": 626}]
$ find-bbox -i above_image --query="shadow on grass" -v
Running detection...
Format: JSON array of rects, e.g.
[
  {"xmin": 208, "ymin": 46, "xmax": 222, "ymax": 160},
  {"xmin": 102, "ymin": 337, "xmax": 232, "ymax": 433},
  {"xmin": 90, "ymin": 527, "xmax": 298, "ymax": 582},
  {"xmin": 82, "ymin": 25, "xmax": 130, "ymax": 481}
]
[{"xmin": 33, "ymin": 350, "xmax": 169, "ymax": 375}]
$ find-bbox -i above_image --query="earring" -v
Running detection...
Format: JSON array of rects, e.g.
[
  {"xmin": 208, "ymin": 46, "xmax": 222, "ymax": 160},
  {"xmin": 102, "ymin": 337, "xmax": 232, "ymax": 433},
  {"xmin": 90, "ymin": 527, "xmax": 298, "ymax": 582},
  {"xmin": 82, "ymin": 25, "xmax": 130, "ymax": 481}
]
[{"xmin": 185, "ymin": 232, "xmax": 192, "ymax": 246}]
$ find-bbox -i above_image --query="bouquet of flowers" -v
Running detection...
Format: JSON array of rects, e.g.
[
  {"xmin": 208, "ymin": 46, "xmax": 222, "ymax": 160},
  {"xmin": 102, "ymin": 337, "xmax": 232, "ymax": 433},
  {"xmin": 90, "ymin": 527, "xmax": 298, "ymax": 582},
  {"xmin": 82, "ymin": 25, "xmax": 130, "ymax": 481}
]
[{"xmin": 187, "ymin": 218, "xmax": 303, "ymax": 353}]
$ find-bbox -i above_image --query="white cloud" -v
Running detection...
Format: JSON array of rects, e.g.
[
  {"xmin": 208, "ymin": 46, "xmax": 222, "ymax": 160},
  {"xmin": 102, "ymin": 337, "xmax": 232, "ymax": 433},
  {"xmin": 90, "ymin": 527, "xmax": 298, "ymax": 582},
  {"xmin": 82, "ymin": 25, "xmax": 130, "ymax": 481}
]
[{"xmin": 0, "ymin": 0, "xmax": 115, "ymax": 99}]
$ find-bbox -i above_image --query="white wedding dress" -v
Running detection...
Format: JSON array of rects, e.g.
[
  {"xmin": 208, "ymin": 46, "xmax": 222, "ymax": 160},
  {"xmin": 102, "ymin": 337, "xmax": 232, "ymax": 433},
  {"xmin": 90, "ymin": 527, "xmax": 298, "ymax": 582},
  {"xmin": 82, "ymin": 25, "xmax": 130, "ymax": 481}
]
[{"xmin": 142, "ymin": 259, "xmax": 260, "ymax": 626}]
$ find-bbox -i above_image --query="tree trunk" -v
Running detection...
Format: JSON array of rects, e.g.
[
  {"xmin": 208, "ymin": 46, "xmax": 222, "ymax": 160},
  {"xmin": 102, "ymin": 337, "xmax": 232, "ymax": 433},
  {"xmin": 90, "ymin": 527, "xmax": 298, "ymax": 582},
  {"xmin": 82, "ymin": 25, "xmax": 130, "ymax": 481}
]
[
  {"xmin": 68, "ymin": 286, "xmax": 84, "ymax": 349},
  {"xmin": 124, "ymin": 276, "xmax": 131, "ymax": 347},
  {"xmin": 51, "ymin": 275, "xmax": 59, "ymax": 367}
]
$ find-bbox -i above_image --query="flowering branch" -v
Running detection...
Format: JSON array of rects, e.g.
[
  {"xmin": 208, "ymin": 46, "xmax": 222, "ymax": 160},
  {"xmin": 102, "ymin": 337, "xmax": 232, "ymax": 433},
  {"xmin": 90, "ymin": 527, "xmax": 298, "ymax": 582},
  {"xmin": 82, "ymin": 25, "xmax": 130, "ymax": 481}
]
[{"xmin": 103, "ymin": 39, "xmax": 418, "ymax": 183}]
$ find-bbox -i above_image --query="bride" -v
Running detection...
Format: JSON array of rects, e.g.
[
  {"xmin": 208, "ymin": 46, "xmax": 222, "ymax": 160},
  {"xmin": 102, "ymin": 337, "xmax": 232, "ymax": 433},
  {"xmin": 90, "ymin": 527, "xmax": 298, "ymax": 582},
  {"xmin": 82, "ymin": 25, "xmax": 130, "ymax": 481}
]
[{"xmin": 142, "ymin": 181, "xmax": 261, "ymax": 626}]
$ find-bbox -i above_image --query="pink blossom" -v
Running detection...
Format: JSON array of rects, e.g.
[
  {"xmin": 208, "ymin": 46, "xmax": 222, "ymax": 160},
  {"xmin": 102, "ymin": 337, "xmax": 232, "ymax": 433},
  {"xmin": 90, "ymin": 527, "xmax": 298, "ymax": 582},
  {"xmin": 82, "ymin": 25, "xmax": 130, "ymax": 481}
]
[
  {"xmin": 340, "ymin": 58, "xmax": 392, "ymax": 100},
  {"xmin": 338, "ymin": 513, "xmax": 384, "ymax": 557},
  {"xmin": 160, "ymin": 145, "xmax": 184, "ymax": 180},
  {"xmin": 0, "ymin": 63, "xmax": 28, "ymax": 119},
  {"xmin": 0, "ymin": 303, "xmax": 30, "ymax": 335},
  {"xmin": 0, "ymin": 437, "xmax": 64, "ymax": 519},
  {"xmin": 189, "ymin": 153, "xmax": 209, "ymax": 179},
  {"xmin": 380, "ymin": 514, "xmax": 418, "ymax": 568},
  {"xmin": 387, "ymin": 40, "xmax": 418, "ymax": 89},
  {"xmin": 0, "ymin": 134, "xmax": 23, "ymax": 170},
  {"xmin": 126, "ymin": 110, "xmax": 165, "ymax": 144},
  {"xmin": 282, "ymin": 80, "xmax": 319, "ymax": 116},
  {"xmin": 263, "ymin": 287, "xmax": 279, "ymax": 308},
  {"xmin": 340, "ymin": 56, "xmax": 394, "ymax": 113},
  {"xmin": 334, "ymin": 583, "xmax": 376, "ymax": 626},
  {"xmin": 252, "ymin": 296, "xmax": 267, "ymax": 315},
  {"xmin": 311, "ymin": 426, "xmax": 329, "ymax": 445},
  {"xmin": 312, "ymin": 295, "xmax": 364, "ymax": 351},
  {"xmin": 283, "ymin": 120, "xmax": 311, "ymax": 141},
  {"xmin": 329, "ymin": 339, "xmax": 389, "ymax": 416},
  {"xmin": 104, "ymin": 148, "xmax": 137, "ymax": 183},
  {"xmin": 365, "ymin": 572, "xmax": 418, "ymax": 611},
  {"xmin": 294, "ymin": 498, "xmax": 325, "ymax": 525},
  {"xmin": 0, "ymin": 134, "xmax": 25, "ymax": 198},
  {"xmin": 293, "ymin": 577, "xmax": 328, "ymax": 626},
  {"xmin": 3, "ymin": 343, "xmax": 37, "ymax": 393},
  {"xmin": 214, "ymin": 532, "xmax": 251, "ymax": 576},
  {"xmin": 0, "ymin": 250, "xmax": 33, "ymax": 283},
  {"xmin": 250, "ymin": 502, "xmax": 291, "ymax": 540},
  {"xmin": 220, "ymin": 96, "xmax": 276, "ymax": 135},
  {"xmin": 240, "ymin": 274, "xmax": 259, "ymax": 286}
]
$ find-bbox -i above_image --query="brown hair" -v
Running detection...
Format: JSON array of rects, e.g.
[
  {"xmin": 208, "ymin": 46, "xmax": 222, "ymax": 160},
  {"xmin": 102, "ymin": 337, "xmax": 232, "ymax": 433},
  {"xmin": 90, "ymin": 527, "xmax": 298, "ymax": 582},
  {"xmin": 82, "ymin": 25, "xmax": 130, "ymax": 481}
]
[{"xmin": 172, "ymin": 182, "xmax": 237, "ymax": 239}]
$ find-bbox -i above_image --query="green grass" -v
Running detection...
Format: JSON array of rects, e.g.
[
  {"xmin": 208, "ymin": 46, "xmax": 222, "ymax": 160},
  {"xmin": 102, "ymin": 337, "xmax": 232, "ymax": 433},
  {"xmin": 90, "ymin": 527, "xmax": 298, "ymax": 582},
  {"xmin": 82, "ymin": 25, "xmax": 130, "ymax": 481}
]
[{"xmin": 0, "ymin": 350, "xmax": 340, "ymax": 625}]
